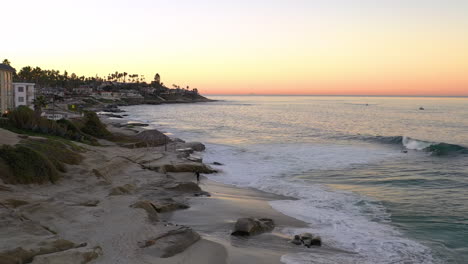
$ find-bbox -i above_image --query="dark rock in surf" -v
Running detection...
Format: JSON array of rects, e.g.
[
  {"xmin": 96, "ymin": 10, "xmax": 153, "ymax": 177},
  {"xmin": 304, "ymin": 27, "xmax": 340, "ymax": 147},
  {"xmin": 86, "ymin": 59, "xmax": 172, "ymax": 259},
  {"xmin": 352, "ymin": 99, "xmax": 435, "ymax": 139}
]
[
  {"xmin": 231, "ymin": 218, "xmax": 275, "ymax": 236},
  {"xmin": 181, "ymin": 142, "xmax": 206, "ymax": 152},
  {"xmin": 290, "ymin": 235, "xmax": 302, "ymax": 245}
]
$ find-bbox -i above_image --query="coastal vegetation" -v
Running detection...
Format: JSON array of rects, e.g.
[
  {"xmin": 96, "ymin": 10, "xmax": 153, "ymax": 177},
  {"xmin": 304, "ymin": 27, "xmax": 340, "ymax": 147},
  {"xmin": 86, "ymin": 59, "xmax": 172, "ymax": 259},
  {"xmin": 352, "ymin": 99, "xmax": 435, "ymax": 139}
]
[
  {"xmin": 3, "ymin": 106, "xmax": 93, "ymax": 143},
  {"xmin": 0, "ymin": 138, "xmax": 83, "ymax": 184}
]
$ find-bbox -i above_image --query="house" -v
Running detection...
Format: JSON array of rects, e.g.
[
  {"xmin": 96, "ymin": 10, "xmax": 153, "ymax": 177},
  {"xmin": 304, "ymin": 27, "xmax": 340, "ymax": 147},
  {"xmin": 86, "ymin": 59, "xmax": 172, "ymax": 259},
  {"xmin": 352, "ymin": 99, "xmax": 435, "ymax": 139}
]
[
  {"xmin": 40, "ymin": 87, "xmax": 65, "ymax": 97},
  {"xmin": 42, "ymin": 110, "xmax": 81, "ymax": 121},
  {"xmin": 13, "ymin": 82, "xmax": 35, "ymax": 108},
  {"xmin": 0, "ymin": 63, "xmax": 15, "ymax": 114},
  {"xmin": 72, "ymin": 86, "xmax": 93, "ymax": 95},
  {"xmin": 120, "ymin": 90, "xmax": 143, "ymax": 99}
]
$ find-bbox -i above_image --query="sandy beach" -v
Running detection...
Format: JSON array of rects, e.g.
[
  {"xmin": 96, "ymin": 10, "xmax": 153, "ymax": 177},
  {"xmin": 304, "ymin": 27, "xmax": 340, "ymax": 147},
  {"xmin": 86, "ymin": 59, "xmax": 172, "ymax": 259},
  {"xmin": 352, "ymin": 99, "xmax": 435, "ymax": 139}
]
[{"xmin": 0, "ymin": 115, "xmax": 338, "ymax": 264}]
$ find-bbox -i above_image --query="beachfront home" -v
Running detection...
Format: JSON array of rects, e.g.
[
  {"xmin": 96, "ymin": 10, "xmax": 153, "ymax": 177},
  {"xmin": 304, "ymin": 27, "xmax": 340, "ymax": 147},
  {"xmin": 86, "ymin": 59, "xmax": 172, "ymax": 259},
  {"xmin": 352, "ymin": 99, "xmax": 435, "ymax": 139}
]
[
  {"xmin": 13, "ymin": 82, "xmax": 36, "ymax": 108},
  {"xmin": 42, "ymin": 110, "xmax": 81, "ymax": 121},
  {"xmin": 0, "ymin": 63, "xmax": 15, "ymax": 114},
  {"xmin": 72, "ymin": 86, "xmax": 93, "ymax": 95}
]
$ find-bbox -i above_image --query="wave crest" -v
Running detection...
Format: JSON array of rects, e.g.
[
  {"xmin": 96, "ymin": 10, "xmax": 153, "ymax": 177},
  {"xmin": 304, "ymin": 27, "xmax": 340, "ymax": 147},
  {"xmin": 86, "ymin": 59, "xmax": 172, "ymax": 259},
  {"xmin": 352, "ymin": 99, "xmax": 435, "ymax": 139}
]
[{"xmin": 353, "ymin": 135, "xmax": 468, "ymax": 156}]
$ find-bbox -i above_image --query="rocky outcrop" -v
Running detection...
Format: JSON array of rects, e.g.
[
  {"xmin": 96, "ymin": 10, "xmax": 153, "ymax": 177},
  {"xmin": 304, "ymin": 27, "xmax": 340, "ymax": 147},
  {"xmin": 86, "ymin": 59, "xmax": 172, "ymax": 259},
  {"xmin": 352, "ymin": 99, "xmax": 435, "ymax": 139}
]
[
  {"xmin": 75, "ymin": 200, "xmax": 100, "ymax": 207},
  {"xmin": 289, "ymin": 232, "xmax": 322, "ymax": 247},
  {"xmin": 151, "ymin": 198, "xmax": 189, "ymax": 213},
  {"xmin": 0, "ymin": 184, "xmax": 13, "ymax": 192},
  {"xmin": 133, "ymin": 130, "xmax": 170, "ymax": 147},
  {"xmin": 231, "ymin": 218, "xmax": 275, "ymax": 236},
  {"xmin": 0, "ymin": 239, "xmax": 79, "ymax": 264},
  {"xmin": 158, "ymin": 163, "xmax": 216, "ymax": 174},
  {"xmin": 109, "ymin": 184, "xmax": 136, "ymax": 195},
  {"xmin": 30, "ymin": 246, "xmax": 102, "ymax": 264},
  {"xmin": 164, "ymin": 182, "xmax": 202, "ymax": 192},
  {"xmin": 181, "ymin": 142, "xmax": 206, "ymax": 152},
  {"xmin": 130, "ymin": 201, "xmax": 159, "ymax": 222},
  {"xmin": 138, "ymin": 227, "xmax": 200, "ymax": 258},
  {"xmin": 1, "ymin": 199, "xmax": 29, "ymax": 208}
]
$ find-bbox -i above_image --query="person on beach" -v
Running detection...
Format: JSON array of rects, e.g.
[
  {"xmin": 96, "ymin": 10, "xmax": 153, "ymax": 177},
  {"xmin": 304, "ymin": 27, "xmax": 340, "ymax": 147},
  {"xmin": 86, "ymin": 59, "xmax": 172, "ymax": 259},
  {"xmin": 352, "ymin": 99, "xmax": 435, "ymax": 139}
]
[{"xmin": 195, "ymin": 172, "xmax": 200, "ymax": 184}]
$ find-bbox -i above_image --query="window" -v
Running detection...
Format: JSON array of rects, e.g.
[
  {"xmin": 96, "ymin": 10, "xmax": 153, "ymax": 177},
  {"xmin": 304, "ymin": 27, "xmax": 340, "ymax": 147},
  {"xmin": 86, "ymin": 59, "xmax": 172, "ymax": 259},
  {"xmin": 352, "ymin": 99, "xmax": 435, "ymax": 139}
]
[
  {"xmin": 18, "ymin": 87, "xmax": 24, "ymax": 92},
  {"xmin": 18, "ymin": 97, "xmax": 24, "ymax": 103}
]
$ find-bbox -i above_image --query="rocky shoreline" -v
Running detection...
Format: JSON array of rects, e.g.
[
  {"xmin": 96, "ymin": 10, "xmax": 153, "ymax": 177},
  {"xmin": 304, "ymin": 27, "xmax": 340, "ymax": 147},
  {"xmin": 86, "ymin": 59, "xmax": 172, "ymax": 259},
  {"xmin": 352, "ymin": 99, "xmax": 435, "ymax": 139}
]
[{"xmin": 0, "ymin": 112, "xmax": 340, "ymax": 264}]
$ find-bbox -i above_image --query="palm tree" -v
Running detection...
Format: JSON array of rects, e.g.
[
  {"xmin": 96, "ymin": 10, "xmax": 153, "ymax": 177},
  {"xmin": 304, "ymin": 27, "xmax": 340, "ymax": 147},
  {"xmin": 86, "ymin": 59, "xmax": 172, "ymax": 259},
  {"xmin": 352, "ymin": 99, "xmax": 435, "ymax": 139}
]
[{"xmin": 32, "ymin": 96, "xmax": 48, "ymax": 119}]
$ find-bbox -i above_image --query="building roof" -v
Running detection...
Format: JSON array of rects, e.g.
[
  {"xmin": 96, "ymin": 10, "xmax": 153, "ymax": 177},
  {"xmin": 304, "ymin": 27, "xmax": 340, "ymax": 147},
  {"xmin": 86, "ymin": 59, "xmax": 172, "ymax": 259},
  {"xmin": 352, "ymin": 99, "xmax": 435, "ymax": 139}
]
[{"xmin": 0, "ymin": 64, "xmax": 16, "ymax": 72}]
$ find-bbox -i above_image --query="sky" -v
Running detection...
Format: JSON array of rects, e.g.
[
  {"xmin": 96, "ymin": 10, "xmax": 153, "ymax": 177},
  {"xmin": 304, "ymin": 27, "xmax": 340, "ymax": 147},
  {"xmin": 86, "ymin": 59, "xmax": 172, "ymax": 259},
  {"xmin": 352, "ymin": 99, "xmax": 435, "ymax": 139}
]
[{"xmin": 2, "ymin": 0, "xmax": 468, "ymax": 96}]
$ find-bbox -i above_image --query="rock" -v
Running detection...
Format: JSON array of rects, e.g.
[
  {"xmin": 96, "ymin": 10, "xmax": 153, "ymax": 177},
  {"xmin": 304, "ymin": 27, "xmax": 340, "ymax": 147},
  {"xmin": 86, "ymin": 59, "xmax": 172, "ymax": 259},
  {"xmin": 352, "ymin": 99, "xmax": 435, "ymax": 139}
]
[
  {"xmin": 231, "ymin": 218, "xmax": 275, "ymax": 236},
  {"xmin": 290, "ymin": 235, "xmax": 302, "ymax": 245},
  {"xmin": 76, "ymin": 200, "xmax": 100, "ymax": 207},
  {"xmin": 0, "ymin": 184, "xmax": 13, "ymax": 192},
  {"xmin": 152, "ymin": 199, "xmax": 189, "ymax": 213},
  {"xmin": 293, "ymin": 233, "xmax": 322, "ymax": 247},
  {"xmin": 182, "ymin": 142, "xmax": 206, "ymax": 152},
  {"xmin": 104, "ymin": 114, "xmax": 123, "ymax": 118},
  {"xmin": 172, "ymin": 138, "xmax": 185, "ymax": 143},
  {"xmin": 187, "ymin": 155, "xmax": 202, "ymax": 163},
  {"xmin": 193, "ymin": 191, "xmax": 211, "ymax": 197},
  {"xmin": 30, "ymin": 246, "xmax": 102, "ymax": 264},
  {"xmin": 0, "ymin": 239, "xmax": 77, "ymax": 264},
  {"xmin": 128, "ymin": 123, "xmax": 149, "ymax": 127},
  {"xmin": 299, "ymin": 232, "xmax": 313, "ymax": 240},
  {"xmin": 2, "ymin": 199, "xmax": 29, "ymax": 208},
  {"xmin": 109, "ymin": 184, "xmax": 136, "ymax": 195},
  {"xmin": 133, "ymin": 129, "xmax": 169, "ymax": 147},
  {"xmin": 164, "ymin": 182, "xmax": 201, "ymax": 192},
  {"xmin": 130, "ymin": 201, "xmax": 159, "ymax": 222},
  {"xmin": 176, "ymin": 148, "xmax": 194, "ymax": 154},
  {"xmin": 138, "ymin": 227, "xmax": 200, "ymax": 258},
  {"xmin": 159, "ymin": 163, "xmax": 217, "ymax": 174},
  {"xmin": 213, "ymin": 162, "xmax": 224, "ymax": 166}
]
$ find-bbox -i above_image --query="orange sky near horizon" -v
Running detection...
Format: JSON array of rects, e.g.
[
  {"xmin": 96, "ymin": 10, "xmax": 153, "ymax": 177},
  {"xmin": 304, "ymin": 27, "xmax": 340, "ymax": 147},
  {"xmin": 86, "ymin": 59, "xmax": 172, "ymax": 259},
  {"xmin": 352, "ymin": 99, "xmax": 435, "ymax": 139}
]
[{"xmin": 2, "ymin": 0, "xmax": 468, "ymax": 96}]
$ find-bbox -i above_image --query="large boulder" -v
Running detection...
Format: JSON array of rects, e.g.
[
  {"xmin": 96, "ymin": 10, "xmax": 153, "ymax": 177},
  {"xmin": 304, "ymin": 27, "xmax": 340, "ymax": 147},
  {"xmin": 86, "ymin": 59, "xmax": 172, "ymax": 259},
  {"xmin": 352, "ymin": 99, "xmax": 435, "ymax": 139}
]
[
  {"xmin": 151, "ymin": 199, "xmax": 189, "ymax": 213},
  {"xmin": 130, "ymin": 201, "xmax": 159, "ymax": 222},
  {"xmin": 109, "ymin": 184, "xmax": 136, "ymax": 195},
  {"xmin": 181, "ymin": 142, "xmax": 205, "ymax": 152},
  {"xmin": 138, "ymin": 227, "xmax": 200, "ymax": 258},
  {"xmin": 30, "ymin": 246, "xmax": 102, "ymax": 264},
  {"xmin": 231, "ymin": 218, "xmax": 275, "ymax": 236},
  {"xmin": 164, "ymin": 182, "xmax": 202, "ymax": 192},
  {"xmin": 0, "ymin": 239, "xmax": 78, "ymax": 264},
  {"xmin": 133, "ymin": 129, "xmax": 170, "ymax": 147},
  {"xmin": 159, "ymin": 163, "xmax": 216, "ymax": 174}
]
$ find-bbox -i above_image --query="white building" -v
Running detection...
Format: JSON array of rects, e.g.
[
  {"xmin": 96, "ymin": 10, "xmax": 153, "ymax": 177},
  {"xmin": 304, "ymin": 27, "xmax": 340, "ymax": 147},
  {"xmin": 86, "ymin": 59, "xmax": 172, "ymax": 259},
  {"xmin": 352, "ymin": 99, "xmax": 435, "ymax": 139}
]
[
  {"xmin": 0, "ymin": 64, "xmax": 15, "ymax": 114},
  {"xmin": 13, "ymin": 82, "xmax": 36, "ymax": 108},
  {"xmin": 42, "ymin": 110, "xmax": 81, "ymax": 121}
]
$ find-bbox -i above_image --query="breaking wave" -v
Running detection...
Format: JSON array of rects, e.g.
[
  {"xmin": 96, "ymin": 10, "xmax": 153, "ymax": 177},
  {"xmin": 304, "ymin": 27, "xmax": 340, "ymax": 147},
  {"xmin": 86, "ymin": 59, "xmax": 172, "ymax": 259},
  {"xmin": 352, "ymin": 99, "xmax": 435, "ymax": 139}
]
[{"xmin": 346, "ymin": 135, "xmax": 468, "ymax": 156}]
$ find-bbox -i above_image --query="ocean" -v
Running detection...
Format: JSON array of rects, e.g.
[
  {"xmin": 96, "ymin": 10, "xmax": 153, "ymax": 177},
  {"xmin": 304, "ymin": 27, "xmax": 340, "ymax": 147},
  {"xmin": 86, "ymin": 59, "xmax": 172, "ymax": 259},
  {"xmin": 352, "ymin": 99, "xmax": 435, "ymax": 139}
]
[{"xmin": 121, "ymin": 96, "xmax": 468, "ymax": 264}]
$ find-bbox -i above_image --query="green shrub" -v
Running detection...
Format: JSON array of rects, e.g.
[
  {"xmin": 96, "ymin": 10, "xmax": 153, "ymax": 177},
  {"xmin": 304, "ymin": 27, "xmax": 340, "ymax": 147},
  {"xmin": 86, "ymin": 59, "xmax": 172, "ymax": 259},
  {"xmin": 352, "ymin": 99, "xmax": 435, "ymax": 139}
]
[
  {"xmin": 0, "ymin": 138, "xmax": 84, "ymax": 184},
  {"xmin": 8, "ymin": 106, "xmax": 36, "ymax": 130},
  {"xmin": 22, "ymin": 139, "xmax": 84, "ymax": 173},
  {"xmin": 0, "ymin": 145, "xmax": 60, "ymax": 184},
  {"xmin": 80, "ymin": 111, "xmax": 111, "ymax": 138}
]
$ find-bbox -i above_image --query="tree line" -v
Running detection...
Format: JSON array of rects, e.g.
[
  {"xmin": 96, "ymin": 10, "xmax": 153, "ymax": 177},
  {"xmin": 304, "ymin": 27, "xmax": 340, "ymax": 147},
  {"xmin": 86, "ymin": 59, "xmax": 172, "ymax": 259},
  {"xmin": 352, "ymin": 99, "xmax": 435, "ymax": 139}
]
[{"xmin": 2, "ymin": 59, "xmax": 152, "ymax": 89}]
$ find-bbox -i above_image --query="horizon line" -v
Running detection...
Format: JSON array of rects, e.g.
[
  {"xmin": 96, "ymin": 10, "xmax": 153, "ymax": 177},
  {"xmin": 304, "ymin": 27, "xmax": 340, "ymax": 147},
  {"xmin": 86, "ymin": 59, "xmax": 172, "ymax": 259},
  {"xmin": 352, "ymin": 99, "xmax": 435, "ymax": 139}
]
[{"xmin": 203, "ymin": 94, "xmax": 468, "ymax": 98}]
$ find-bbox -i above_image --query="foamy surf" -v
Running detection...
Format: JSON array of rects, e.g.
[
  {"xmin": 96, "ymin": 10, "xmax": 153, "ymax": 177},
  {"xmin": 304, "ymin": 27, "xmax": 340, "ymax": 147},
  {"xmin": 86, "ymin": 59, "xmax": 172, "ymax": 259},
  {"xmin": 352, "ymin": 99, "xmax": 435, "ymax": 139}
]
[{"xmin": 203, "ymin": 143, "xmax": 435, "ymax": 264}]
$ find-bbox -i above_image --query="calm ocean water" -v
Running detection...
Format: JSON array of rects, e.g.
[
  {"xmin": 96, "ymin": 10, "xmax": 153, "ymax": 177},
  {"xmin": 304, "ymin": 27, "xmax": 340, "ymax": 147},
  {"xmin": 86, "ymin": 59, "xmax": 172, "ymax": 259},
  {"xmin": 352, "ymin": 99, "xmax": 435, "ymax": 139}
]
[{"xmin": 122, "ymin": 96, "xmax": 468, "ymax": 264}]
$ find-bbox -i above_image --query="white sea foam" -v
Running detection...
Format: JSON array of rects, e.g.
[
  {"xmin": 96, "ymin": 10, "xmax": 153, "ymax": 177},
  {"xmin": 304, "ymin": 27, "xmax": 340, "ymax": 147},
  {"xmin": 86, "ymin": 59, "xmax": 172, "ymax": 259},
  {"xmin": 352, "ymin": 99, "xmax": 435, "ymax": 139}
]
[
  {"xmin": 402, "ymin": 136, "xmax": 434, "ymax": 150},
  {"xmin": 203, "ymin": 143, "xmax": 435, "ymax": 264}
]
